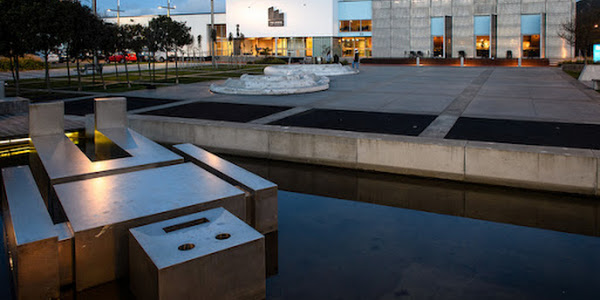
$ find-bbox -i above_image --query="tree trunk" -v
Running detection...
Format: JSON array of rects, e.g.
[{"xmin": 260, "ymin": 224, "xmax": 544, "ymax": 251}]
[
  {"xmin": 148, "ymin": 59, "xmax": 152, "ymax": 82},
  {"xmin": 76, "ymin": 59, "xmax": 82, "ymax": 91},
  {"xmin": 14, "ymin": 55, "xmax": 20, "ymax": 96},
  {"xmin": 175, "ymin": 51, "xmax": 179, "ymax": 85},
  {"xmin": 137, "ymin": 54, "xmax": 142, "ymax": 79},
  {"xmin": 114, "ymin": 60, "xmax": 119, "ymax": 79},
  {"xmin": 9, "ymin": 56, "xmax": 16, "ymax": 86},
  {"xmin": 44, "ymin": 52, "xmax": 51, "ymax": 89},
  {"xmin": 66, "ymin": 55, "xmax": 71, "ymax": 85},
  {"xmin": 124, "ymin": 60, "xmax": 131, "ymax": 88},
  {"xmin": 164, "ymin": 53, "xmax": 169, "ymax": 81},
  {"xmin": 100, "ymin": 65, "xmax": 106, "ymax": 90}
]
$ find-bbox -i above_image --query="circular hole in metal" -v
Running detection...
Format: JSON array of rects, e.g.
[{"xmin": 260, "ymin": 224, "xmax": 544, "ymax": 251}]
[
  {"xmin": 178, "ymin": 243, "xmax": 195, "ymax": 251},
  {"xmin": 215, "ymin": 233, "xmax": 231, "ymax": 240}
]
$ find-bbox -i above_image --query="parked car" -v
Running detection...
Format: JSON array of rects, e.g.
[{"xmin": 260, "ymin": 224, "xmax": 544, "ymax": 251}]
[
  {"xmin": 108, "ymin": 52, "xmax": 137, "ymax": 63},
  {"xmin": 34, "ymin": 52, "xmax": 59, "ymax": 63}
]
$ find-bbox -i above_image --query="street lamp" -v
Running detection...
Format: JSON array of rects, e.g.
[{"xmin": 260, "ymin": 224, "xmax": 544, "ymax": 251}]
[
  {"xmin": 158, "ymin": 0, "xmax": 176, "ymax": 17},
  {"xmin": 211, "ymin": 0, "xmax": 215, "ymax": 68},
  {"xmin": 107, "ymin": 0, "xmax": 125, "ymax": 26}
]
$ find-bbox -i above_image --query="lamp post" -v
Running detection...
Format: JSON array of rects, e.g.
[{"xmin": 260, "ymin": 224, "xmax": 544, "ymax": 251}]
[
  {"xmin": 158, "ymin": 0, "xmax": 176, "ymax": 17},
  {"xmin": 211, "ymin": 0, "xmax": 215, "ymax": 68},
  {"xmin": 107, "ymin": 0, "xmax": 125, "ymax": 26}
]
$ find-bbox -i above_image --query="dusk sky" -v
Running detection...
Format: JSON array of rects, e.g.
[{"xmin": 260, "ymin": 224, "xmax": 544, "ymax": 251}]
[{"xmin": 81, "ymin": 0, "xmax": 226, "ymax": 17}]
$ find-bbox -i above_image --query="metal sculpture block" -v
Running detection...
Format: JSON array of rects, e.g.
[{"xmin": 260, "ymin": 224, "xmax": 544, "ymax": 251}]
[
  {"xmin": 174, "ymin": 143, "xmax": 278, "ymax": 233},
  {"xmin": 129, "ymin": 208, "xmax": 265, "ymax": 300}
]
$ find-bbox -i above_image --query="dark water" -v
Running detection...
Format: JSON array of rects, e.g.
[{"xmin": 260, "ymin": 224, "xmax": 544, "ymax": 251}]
[{"xmin": 2, "ymin": 151, "xmax": 600, "ymax": 299}]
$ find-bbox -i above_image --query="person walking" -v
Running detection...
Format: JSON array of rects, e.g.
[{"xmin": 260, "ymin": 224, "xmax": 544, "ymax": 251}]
[{"xmin": 352, "ymin": 49, "xmax": 360, "ymax": 69}]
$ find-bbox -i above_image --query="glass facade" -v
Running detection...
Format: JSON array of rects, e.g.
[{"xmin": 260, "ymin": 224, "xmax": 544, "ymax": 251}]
[
  {"xmin": 339, "ymin": 20, "xmax": 372, "ymax": 33},
  {"xmin": 341, "ymin": 37, "xmax": 372, "ymax": 57}
]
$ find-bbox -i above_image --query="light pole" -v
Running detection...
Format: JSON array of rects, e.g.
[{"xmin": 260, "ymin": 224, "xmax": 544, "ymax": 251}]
[
  {"xmin": 107, "ymin": 0, "xmax": 125, "ymax": 26},
  {"xmin": 211, "ymin": 0, "xmax": 215, "ymax": 68},
  {"xmin": 158, "ymin": 0, "xmax": 176, "ymax": 17}
]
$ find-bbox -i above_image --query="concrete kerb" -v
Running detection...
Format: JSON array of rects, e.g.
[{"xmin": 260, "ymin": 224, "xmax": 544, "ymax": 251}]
[
  {"xmin": 128, "ymin": 114, "xmax": 600, "ymax": 196},
  {"xmin": 465, "ymin": 141, "xmax": 598, "ymax": 195}
]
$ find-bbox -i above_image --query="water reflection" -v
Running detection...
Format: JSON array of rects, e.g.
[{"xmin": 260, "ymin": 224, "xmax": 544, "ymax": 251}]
[{"xmin": 222, "ymin": 154, "xmax": 600, "ymax": 237}]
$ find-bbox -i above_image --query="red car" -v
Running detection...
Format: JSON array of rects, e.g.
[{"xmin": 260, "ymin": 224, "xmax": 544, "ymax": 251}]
[{"xmin": 108, "ymin": 53, "xmax": 137, "ymax": 63}]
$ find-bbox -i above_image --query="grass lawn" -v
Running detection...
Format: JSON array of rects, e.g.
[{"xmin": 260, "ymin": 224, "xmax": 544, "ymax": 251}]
[{"xmin": 5, "ymin": 64, "xmax": 265, "ymax": 96}]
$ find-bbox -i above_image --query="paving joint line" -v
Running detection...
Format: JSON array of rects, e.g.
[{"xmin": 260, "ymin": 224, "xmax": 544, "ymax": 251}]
[{"xmin": 418, "ymin": 68, "xmax": 494, "ymax": 138}]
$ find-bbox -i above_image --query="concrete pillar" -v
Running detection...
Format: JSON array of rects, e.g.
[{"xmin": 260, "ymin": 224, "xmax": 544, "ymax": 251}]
[
  {"xmin": 0, "ymin": 80, "xmax": 5, "ymax": 99},
  {"xmin": 29, "ymin": 102, "xmax": 64, "ymax": 137},
  {"xmin": 94, "ymin": 97, "xmax": 127, "ymax": 130},
  {"xmin": 416, "ymin": 57, "xmax": 420, "ymax": 66}
]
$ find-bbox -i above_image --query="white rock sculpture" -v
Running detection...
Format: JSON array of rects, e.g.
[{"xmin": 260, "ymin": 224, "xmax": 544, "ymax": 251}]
[
  {"xmin": 264, "ymin": 63, "xmax": 359, "ymax": 76},
  {"xmin": 210, "ymin": 73, "xmax": 330, "ymax": 95}
]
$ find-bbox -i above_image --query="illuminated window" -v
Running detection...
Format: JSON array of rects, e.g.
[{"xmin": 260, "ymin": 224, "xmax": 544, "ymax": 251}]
[
  {"xmin": 474, "ymin": 16, "xmax": 490, "ymax": 58},
  {"xmin": 341, "ymin": 37, "xmax": 372, "ymax": 57},
  {"xmin": 361, "ymin": 20, "xmax": 372, "ymax": 32},
  {"xmin": 521, "ymin": 15, "xmax": 541, "ymax": 58},
  {"xmin": 431, "ymin": 17, "xmax": 444, "ymax": 57},
  {"xmin": 350, "ymin": 20, "xmax": 360, "ymax": 32},
  {"xmin": 339, "ymin": 20, "xmax": 372, "ymax": 32},
  {"xmin": 340, "ymin": 21, "xmax": 350, "ymax": 32},
  {"xmin": 522, "ymin": 34, "xmax": 540, "ymax": 58}
]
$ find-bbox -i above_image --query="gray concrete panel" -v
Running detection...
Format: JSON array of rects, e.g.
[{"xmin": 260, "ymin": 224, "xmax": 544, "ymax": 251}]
[
  {"xmin": 129, "ymin": 208, "xmax": 265, "ymax": 300},
  {"xmin": 29, "ymin": 102, "xmax": 64, "ymax": 137},
  {"xmin": 54, "ymin": 163, "xmax": 246, "ymax": 291}
]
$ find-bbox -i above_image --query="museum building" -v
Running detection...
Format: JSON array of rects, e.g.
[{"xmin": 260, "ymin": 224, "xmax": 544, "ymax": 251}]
[{"xmin": 106, "ymin": 0, "xmax": 575, "ymax": 61}]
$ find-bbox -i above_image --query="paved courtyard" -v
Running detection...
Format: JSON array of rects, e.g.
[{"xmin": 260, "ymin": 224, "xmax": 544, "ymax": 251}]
[
  {"xmin": 125, "ymin": 65, "xmax": 600, "ymax": 123},
  {"xmin": 117, "ymin": 65, "xmax": 600, "ymax": 149},
  {"xmin": 4, "ymin": 65, "xmax": 600, "ymax": 149}
]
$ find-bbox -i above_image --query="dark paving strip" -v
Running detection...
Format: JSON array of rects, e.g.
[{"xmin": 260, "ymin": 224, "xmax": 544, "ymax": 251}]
[
  {"xmin": 270, "ymin": 109, "xmax": 436, "ymax": 136},
  {"xmin": 65, "ymin": 97, "xmax": 175, "ymax": 116},
  {"xmin": 141, "ymin": 102, "xmax": 292, "ymax": 123},
  {"xmin": 17, "ymin": 91, "xmax": 94, "ymax": 102},
  {"xmin": 445, "ymin": 117, "xmax": 600, "ymax": 150}
]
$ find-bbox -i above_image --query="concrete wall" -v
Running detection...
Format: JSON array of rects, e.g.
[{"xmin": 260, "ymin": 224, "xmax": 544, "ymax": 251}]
[
  {"xmin": 129, "ymin": 115, "xmax": 600, "ymax": 196},
  {"xmin": 372, "ymin": 0, "xmax": 575, "ymax": 60},
  {"xmin": 226, "ymin": 0, "xmax": 337, "ymax": 38}
]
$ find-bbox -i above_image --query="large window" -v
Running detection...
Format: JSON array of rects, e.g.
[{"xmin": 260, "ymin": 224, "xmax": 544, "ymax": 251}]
[
  {"xmin": 339, "ymin": 20, "xmax": 372, "ymax": 32},
  {"xmin": 208, "ymin": 24, "xmax": 232, "ymax": 56},
  {"xmin": 341, "ymin": 37, "xmax": 372, "ymax": 57},
  {"xmin": 431, "ymin": 17, "xmax": 444, "ymax": 57},
  {"xmin": 474, "ymin": 16, "xmax": 490, "ymax": 58},
  {"xmin": 521, "ymin": 14, "xmax": 541, "ymax": 58}
]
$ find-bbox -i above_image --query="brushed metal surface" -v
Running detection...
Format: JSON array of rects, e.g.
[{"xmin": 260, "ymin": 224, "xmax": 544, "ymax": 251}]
[
  {"xmin": 129, "ymin": 207, "xmax": 265, "ymax": 300},
  {"xmin": 95, "ymin": 97, "xmax": 127, "ymax": 130},
  {"xmin": 53, "ymin": 163, "xmax": 246, "ymax": 291},
  {"xmin": 55, "ymin": 222, "xmax": 74, "ymax": 287},
  {"xmin": 30, "ymin": 127, "xmax": 182, "ymax": 184},
  {"xmin": 2, "ymin": 166, "xmax": 56, "ymax": 245},
  {"xmin": 29, "ymin": 102, "xmax": 64, "ymax": 137},
  {"xmin": 2, "ymin": 166, "xmax": 60, "ymax": 300},
  {"xmin": 173, "ymin": 143, "xmax": 278, "ymax": 233}
]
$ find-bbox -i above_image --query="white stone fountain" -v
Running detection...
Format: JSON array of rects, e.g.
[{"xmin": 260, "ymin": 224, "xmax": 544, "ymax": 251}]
[{"xmin": 210, "ymin": 73, "xmax": 330, "ymax": 95}]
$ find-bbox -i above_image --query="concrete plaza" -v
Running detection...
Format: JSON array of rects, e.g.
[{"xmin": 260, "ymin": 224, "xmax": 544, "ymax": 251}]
[{"xmin": 125, "ymin": 65, "xmax": 600, "ymax": 133}]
